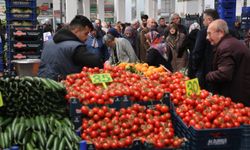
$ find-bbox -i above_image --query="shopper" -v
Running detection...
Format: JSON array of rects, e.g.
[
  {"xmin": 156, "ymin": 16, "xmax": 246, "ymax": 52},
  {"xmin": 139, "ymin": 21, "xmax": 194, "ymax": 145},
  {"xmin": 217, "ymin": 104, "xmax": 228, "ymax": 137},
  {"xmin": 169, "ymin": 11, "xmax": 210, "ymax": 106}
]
[
  {"xmin": 189, "ymin": 9, "xmax": 219, "ymax": 91},
  {"xmin": 166, "ymin": 23, "xmax": 186, "ymax": 72},
  {"xmin": 85, "ymin": 26, "xmax": 109, "ymax": 62},
  {"xmin": 138, "ymin": 18, "xmax": 157, "ymax": 62},
  {"xmin": 206, "ymin": 19, "xmax": 250, "ymax": 106},
  {"xmin": 38, "ymin": 15, "xmax": 103, "ymax": 80},
  {"xmin": 170, "ymin": 13, "xmax": 187, "ymax": 35},
  {"xmin": 146, "ymin": 42, "xmax": 173, "ymax": 72},
  {"xmin": 103, "ymin": 34, "xmax": 138, "ymax": 65}
]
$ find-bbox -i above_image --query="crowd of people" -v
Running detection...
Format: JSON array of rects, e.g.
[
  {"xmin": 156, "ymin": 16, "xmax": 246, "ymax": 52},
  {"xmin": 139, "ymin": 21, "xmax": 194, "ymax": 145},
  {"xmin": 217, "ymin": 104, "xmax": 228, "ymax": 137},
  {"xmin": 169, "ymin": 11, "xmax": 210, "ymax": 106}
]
[{"xmin": 38, "ymin": 9, "xmax": 250, "ymax": 106}]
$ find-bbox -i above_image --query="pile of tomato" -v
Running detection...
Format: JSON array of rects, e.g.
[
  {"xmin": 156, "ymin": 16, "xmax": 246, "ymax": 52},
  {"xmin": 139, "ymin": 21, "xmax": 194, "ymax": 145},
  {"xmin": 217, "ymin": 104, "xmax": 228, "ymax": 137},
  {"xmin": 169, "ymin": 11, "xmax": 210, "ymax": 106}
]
[
  {"xmin": 173, "ymin": 91, "xmax": 250, "ymax": 129},
  {"xmin": 81, "ymin": 104, "xmax": 183, "ymax": 149},
  {"xmin": 63, "ymin": 66, "xmax": 181, "ymax": 104}
]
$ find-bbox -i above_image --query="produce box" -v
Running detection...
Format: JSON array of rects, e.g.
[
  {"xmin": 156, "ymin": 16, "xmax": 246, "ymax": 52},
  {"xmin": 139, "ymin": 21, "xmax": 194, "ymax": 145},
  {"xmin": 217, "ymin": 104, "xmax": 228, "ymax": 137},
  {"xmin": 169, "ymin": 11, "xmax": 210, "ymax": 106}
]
[
  {"xmin": 9, "ymin": 26, "xmax": 43, "ymax": 41},
  {"xmin": 5, "ymin": 0, "xmax": 36, "ymax": 8},
  {"xmin": 70, "ymin": 93, "xmax": 185, "ymax": 150},
  {"xmin": 168, "ymin": 100, "xmax": 242, "ymax": 150},
  {"xmin": 6, "ymin": 13, "xmax": 37, "ymax": 21},
  {"xmin": 240, "ymin": 125, "xmax": 250, "ymax": 150},
  {"xmin": 10, "ymin": 41, "xmax": 42, "ymax": 56}
]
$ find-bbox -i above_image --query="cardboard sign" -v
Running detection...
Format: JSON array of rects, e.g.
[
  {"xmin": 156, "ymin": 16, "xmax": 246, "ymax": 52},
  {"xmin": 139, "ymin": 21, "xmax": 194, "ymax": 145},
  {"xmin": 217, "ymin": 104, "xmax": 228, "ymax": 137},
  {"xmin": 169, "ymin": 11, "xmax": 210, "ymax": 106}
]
[
  {"xmin": 185, "ymin": 78, "xmax": 201, "ymax": 97},
  {"xmin": 89, "ymin": 73, "xmax": 113, "ymax": 89}
]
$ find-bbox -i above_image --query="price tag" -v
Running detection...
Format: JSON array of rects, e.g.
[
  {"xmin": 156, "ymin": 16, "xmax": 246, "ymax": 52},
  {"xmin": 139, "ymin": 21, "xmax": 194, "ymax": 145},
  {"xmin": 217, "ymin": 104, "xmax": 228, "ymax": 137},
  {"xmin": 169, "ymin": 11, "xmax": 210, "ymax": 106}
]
[
  {"xmin": 185, "ymin": 78, "xmax": 201, "ymax": 97},
  {"xmin": 90, "ymin": 73, "xmax": 113, "ymax": 88},
  {"xmin": 0, "ymin": 91, "xmax": 3, "ymax": 107}
]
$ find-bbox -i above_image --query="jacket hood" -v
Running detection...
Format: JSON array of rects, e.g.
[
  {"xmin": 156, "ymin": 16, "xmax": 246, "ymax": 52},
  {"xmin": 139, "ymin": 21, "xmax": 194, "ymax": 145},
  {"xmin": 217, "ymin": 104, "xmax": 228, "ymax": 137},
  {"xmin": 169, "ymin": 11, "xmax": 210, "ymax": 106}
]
[{"xmin": 53, "ymin": 28, "xmax": 81, "ymax": 43}]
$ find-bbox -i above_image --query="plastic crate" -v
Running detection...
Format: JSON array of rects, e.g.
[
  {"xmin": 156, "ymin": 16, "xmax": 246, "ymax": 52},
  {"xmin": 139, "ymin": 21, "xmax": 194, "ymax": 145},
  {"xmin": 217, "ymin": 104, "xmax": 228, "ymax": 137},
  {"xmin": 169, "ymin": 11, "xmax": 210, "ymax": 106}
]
[
  {"xmin": 218, "ymin": 8, "xmax": 236, "ymax": 18},
  {"xmin": 5, "ymin": 0, "xmax": 36, "ymax": 8},
  {"xmin": 240, "ymin": 125, "xmax": 250, "ymax": 150},
  {"xmin": 7, "ymin": 20, "xmax": 37, "ymax": 27},
  {"xmin": 168, "ymin": 101, "xmax": 242, "ymax": 150},
  {"xmin": 9, "ymin": 41, "xmax": 42, "ymax": 57},
  {"xmin": 6, "ymin": 13, "xmax": 37, "ymax": 21},
  {"xmin": 242, "ymin": 7, "xmax": 250, "ymax": 14},
  {"xmin": 0, "ymin": 59, "xmax": 3, "ymax": 72},
  {"xmin": 218, "ymin": 0, "xmax": 236, "ymax": 2},
  {"xmin": 9, "ymin": 27, "xmax": 43, "ymax": 41},
  {"xmin": 217, "ymin": 2, "xmax": 236, "ymax": 9}
]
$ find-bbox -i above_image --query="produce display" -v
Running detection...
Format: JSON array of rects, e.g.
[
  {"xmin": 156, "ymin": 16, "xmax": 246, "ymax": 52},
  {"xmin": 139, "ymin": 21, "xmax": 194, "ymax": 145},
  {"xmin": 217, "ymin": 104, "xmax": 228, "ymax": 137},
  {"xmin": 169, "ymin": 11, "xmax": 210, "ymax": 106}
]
[
  {"xmin": 63, "ymin": 66, "xmax": 184, "ymax": 104},
  {"xmin": 0, "ymin": 116, "xmax": 81, "ymax": 149},
  {"xmin": 0, "ymin": 76, "xmax": 67, "ymax": 117},
  {"xmin": 80, "ymin": 104, "xmax": 183, "ymax": 149},
  {"xmin": 173, "ymin": 92, "xmax": 250, "ymax": 129}
]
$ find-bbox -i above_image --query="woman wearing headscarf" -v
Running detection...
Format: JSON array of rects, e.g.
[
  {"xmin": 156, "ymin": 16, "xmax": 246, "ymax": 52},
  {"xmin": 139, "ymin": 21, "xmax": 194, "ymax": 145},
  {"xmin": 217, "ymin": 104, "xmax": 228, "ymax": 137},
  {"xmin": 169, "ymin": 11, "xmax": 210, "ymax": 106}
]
[
  {"xmin": 146, "ymin": 42, "xmax": 173, "ymax": 72},
  {"xmin": 166, "ymin": 23, "xmax": 186, "ymax": 72},
  {"xmin": 123, "ymin": 26, "xmax": 136, "ymax": 53}
]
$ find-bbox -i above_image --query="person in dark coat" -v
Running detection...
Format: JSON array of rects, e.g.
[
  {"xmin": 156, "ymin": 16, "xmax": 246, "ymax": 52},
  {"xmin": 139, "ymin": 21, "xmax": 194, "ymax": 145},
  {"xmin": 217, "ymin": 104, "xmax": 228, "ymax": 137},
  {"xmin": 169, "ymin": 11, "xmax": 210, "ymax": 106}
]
[
  {"xmin": 180, "ymin": 22, "xmax": 200, "ymax": 77},
  {"xmin": 189, "ymin": 9, "xmax": 220, "ymax": 91},
  {"xmin": 206, "ymin": 19, "xmax": 250, "ymax": 106},
  {"xmin": 38, "ymin": 15, "xmax": 103, "ymax": 80},
  {"xmin": 146, "ymin": 42, "xmax": 173, "ymax": 72}
]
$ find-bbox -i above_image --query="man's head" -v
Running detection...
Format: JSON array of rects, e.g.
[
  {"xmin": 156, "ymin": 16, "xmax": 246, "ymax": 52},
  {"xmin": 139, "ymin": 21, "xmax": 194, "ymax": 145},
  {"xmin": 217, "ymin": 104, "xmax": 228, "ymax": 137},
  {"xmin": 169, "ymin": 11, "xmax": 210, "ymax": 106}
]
[
  {"xmin": 147, "ymin": 18, "xmax": 157, "ymax": 30},
  {"xmin": 159, "ymin": 17, "xmax": 166, "ymax": 27},
  {"xmin": 95, "ymin": 19, "xmax": 102, "ymax": 28},
  {"xmin": 69, "ymin": 15, "xmax": 93, "ymax": 42},
  {"xmin": 141, "ymin": 14, "xmax": 149, "ymax": 27},
  {"xmin": 207, "ymin": 19, "xmax": 229, "ymax": 46},
  {"xmin": 203, "ymin": 9, "xmax": 220, "ymax": 27},
  {"xmin": 103, "ymin": 34, "xmax": 116, "ymax": 48},
  {"xmin": 131, "ymin": 19, "xmax": 140, "ymax": 30},
  {"xmin": 170, "ymin": 13, "xmax": 181, "ymax": 25}
]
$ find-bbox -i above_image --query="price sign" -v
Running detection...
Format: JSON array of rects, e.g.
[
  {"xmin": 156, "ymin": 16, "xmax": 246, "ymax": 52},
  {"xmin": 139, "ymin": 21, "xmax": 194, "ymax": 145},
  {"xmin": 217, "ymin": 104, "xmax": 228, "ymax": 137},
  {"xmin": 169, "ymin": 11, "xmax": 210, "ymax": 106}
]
[
  {"xmin": 0, "ymin": 91, "xmax": 3, "ymax": 107},
  {"xmin": 90, "ymin": 73, "xmax": 113, "ymax": 88},
  {"xmin": 185, "ymin": 78, "xmax": 201, "ymax": 97}
]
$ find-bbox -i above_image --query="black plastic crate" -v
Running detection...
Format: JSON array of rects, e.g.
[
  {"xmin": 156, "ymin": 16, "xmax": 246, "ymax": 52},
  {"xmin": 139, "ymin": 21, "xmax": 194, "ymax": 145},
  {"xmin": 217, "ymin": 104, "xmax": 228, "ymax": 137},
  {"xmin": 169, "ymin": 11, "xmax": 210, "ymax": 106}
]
[
  {"xmin": 6, "ymin": 13, "xmax": 37, "ymax": 21},
  {"xmin": 9, "ymin": 27, "xmax": 43, "ymax": 41},
  {"xmin": 9, "ymin": 41, "xmax": 43, "ymax": 57},
  {"xmin": 5, "ymin": 0, "xmax": 36, "ymax": 8},
  {"xmin": 168, "ymin": 101, "xmax": 242, "ymax": 150},
  {"xmin": 7, "ymin": 20, "xmax": 37, "ymax": 26},
  {"xmin": 240, "ymin": 125, "xmax": 250, "ymax": 150}
]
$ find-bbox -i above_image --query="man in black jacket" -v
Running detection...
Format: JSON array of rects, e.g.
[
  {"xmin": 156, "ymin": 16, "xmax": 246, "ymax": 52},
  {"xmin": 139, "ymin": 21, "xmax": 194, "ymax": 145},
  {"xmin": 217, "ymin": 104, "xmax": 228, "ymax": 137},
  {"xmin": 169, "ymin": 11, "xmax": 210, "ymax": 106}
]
[
  {"xmin": 189, "ymin": 9, "xmax": 219, "ymax": 91},
  {"xmin": 38, "ymin": 15, "xmax": 103, "ymax": 80}
]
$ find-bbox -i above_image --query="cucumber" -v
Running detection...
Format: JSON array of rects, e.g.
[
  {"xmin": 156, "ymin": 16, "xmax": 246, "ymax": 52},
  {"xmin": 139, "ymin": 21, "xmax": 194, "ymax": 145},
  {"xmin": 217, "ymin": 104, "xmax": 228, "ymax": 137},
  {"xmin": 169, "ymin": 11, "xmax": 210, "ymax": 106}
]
[
  {"xmin": 17, "ymin": 123, "xmax": 26, "ymax": 142},
  {"xmin": 58, "ymin": 137, "xmax": 66, "ymax": 150},
  {"xmin": 39, "ymin": 116, "xmax": 47, "ymax": 133},
  {"xmin": 26, "ymin": 143, "xmax": 34, "ymax": 150},
  {"xmin": 46, "ymin": 134, "xmax": 55, "ymax": 149},
  {"xmin": 52, "ymin": 137, "xmax": 59, "ymax": 150}
]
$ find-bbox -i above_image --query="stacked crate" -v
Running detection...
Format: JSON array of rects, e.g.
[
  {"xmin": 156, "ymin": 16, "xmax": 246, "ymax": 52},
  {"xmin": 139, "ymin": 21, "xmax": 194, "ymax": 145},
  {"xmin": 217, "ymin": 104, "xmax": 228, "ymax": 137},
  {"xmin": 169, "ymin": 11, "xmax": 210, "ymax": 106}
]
[
  {"xmin": 217, "ymin": 0, "xmax": 236, "ymax": 29},
  {"xmin": 241, "ymin": 7, "xmax": 250, "ymax": 30},
  {"xmin": 5, "ymin": 0, "xmax": 43, "ymax": 75}
]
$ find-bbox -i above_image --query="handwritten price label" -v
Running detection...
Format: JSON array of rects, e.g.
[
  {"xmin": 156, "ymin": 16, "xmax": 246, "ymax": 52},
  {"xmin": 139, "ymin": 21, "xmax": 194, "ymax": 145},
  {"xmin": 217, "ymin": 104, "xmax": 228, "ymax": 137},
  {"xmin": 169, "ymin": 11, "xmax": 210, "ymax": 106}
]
[
  {"xmin": 185, "ymin": 78, "xmax": 201, "ymax": 97},
  {"xmin": 90, "ymin": 73, "xmax": 113, "ymax": 89}
]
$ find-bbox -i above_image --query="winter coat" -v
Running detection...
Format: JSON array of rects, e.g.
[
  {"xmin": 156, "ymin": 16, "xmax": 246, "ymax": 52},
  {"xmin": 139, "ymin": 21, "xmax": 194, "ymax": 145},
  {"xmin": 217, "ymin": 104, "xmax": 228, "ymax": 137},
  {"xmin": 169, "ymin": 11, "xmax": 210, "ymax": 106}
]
[
  {"xmin": 108, "ymin": 38, "xmax": 139, "ymax": 65},
  {"xmin": 206, "ymin": 35, "xmax": 250, "ymax": 106},
  {"xmin": 190, "ymin": 28, "xmax": 213, "ymax": 90},
  {"xmin": 166, "ymin": 32, "xmax": 187, "ymax": 72},
  {"xmin": 38, "ymin": 29, "xmax": 103, "ymax": 80}
]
